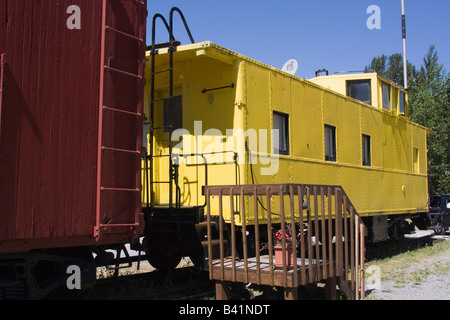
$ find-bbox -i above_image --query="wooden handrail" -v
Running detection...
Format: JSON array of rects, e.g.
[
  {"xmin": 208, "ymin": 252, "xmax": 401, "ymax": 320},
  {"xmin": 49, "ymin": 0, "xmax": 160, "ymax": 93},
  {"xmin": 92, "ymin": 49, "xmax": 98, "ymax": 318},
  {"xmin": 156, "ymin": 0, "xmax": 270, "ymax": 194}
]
[{"xmin": 205, "ymin": 183, "xmax": 366, "ymax": 300}]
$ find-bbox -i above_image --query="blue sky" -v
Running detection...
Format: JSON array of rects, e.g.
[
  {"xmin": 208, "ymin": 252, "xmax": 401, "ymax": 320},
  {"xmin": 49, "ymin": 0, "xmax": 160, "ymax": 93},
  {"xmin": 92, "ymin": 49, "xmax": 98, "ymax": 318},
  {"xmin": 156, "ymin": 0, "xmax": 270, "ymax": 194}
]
[{"xmin": 147, "ymin": 0, "xmax": 450, "ymax": 79}]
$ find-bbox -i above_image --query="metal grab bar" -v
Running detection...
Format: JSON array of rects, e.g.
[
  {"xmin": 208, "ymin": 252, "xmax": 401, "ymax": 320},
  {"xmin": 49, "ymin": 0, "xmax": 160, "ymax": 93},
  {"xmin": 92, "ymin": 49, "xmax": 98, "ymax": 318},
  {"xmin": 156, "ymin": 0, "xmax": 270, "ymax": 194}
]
[
  {"xmin": 148, "ymin": 7, "xmax": 195, "ymax": 208},
  {"xmin": 169, "ymin": 7, "xmax": 195, "ymax": 44}
]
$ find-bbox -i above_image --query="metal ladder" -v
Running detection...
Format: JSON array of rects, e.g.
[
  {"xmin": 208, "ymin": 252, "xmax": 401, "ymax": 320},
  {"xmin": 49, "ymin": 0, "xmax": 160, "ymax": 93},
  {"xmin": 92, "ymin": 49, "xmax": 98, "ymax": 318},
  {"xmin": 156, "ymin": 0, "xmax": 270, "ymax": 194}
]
[
  {"xmin": 95, "ymin": 0, "xmax": 147, "ymax": 240},
  {"xmin": 146, "ymin": 7, "xmax": 195, "ymax": 209}
]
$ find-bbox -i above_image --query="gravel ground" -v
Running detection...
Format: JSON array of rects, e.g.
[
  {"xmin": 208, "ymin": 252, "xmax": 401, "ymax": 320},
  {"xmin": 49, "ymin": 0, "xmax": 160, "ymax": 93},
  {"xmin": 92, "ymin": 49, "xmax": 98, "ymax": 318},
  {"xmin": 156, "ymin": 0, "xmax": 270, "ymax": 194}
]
[
  {"xmin": 365, "ymin": 233, "xmax": 450, "ymax": 300},
  {"xmin": 94, "ymin": 232, "xmax": 450, "ymax": 300}
]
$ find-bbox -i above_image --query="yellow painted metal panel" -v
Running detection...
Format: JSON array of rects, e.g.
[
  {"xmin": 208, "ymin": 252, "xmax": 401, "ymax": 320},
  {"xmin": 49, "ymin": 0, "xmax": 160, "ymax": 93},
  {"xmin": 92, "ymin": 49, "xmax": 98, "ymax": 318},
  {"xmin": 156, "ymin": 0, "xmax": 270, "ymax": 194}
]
[
  {"xmin": 291, "ymin": 81, "xmax": 323, "ymax": 161},
  {"xmin": 144, "ymin": 42, "xmax": 429, "ymax": 225},
  {"xmin": 337, "ymin": 96, "xmax": 362, "ymax": 165}
]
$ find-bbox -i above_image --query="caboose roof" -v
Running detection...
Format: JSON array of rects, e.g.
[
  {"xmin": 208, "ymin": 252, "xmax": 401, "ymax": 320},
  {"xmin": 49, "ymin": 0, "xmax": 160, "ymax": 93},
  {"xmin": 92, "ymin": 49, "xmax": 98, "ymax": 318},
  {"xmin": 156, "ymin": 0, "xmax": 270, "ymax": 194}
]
[{"xmin": 146, "ymin": 41, "xmax": 430, "ymax": 133}]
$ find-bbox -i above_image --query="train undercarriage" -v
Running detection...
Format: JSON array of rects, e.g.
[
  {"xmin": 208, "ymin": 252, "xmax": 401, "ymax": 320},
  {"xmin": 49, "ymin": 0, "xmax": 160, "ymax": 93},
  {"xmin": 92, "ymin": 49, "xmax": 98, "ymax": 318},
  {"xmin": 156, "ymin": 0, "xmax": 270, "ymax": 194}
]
[{"xmin": 0, "ymin": 204, "xmax": 430, "ymax": 300}]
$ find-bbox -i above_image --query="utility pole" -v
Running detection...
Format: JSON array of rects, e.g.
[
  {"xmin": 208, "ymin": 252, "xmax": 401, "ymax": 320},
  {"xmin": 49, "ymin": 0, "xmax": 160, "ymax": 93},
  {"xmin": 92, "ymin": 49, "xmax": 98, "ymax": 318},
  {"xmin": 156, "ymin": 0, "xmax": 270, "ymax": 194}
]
[{"xmin": 401, "ymin": 0, "xmax": 408, "ymax": 89}]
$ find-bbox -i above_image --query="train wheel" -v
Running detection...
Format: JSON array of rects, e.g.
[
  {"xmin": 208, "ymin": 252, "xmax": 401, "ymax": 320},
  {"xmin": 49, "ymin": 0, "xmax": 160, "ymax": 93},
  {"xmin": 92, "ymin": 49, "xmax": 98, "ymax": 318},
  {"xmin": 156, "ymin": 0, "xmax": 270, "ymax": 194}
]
[
  {"xmin": 143, "ymin": 235, "xmax": 182, "ymax": 272},
  {"xmin": 434, "ymin": 220, "xmax": 444, "ymax": 235},
  {"xmin": 388, "ymin": 220, "xmax": 405, "ymax": 240}
]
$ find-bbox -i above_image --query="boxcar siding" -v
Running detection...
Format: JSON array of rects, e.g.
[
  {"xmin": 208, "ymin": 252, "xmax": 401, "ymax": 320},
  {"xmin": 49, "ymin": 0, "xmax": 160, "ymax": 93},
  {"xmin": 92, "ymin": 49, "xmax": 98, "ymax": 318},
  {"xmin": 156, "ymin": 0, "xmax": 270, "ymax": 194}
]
[
  {"xmin": 0, "ymin": 2, "xmax": 5, "ymax": 53},
  {"xmin": 0, "ymin": 0, "xmax": 146, "ymax": 253},
  {"xmin": 0, "ymin": 1, "xmax": 102, "ymax": 244}
]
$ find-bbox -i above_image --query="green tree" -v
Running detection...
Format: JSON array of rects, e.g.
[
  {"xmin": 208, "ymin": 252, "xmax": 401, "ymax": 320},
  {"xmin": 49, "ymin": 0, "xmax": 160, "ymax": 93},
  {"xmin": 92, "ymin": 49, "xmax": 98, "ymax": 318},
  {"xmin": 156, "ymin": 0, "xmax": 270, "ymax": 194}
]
[
  {"xmin": 408, "ymin": 45, "xmax": 450, "ymax": 195},
  {"xmin": 365, "ymin": 53, "xmax": 416, "ymax": 86},
  {"xmin": 366, "ymin": 45, "xmax": 450, "ymax": 194},
  {"xmin": 364, "ymin": 54, "xmax": 388, "ymax": 74}
]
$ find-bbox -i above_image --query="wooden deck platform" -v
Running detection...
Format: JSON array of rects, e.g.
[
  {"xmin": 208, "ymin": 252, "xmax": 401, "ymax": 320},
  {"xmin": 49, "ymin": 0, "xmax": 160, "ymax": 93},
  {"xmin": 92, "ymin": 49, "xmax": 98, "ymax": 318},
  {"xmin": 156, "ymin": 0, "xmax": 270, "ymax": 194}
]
[
  {"xmin": 205, "ymin": 184, "xmax": 366, "ymax": 300},
  {"xmin": 211, "ymin": 255, "xmax": 336, "ymax": 288},
  {"xmin": 211, "ymin": 256, "xmax": 341, "ymax": 300}
]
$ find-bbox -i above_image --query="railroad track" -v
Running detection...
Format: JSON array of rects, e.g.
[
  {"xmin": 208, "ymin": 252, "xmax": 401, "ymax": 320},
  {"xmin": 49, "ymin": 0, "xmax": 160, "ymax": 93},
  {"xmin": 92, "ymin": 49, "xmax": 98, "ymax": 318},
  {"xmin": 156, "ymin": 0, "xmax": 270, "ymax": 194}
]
[
  {"xmin": 47, "ymin": 233, "xmax": 440, "ymax": 300},
  {"xmin": 88, "ymin": 265, "xmax": 216, "ymax": 300}
]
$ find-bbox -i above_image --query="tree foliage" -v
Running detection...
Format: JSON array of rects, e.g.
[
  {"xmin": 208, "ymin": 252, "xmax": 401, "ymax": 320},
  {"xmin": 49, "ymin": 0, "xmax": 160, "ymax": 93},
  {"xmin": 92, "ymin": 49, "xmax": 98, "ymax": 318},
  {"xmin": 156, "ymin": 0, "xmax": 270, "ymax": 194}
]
[
  {"xmin": 366, "ymin": 45, "xmax": 450, "ymax": 194},
  {"xmin": 365, "ymin": 53, "xmax": 417, "ymax": 86}
]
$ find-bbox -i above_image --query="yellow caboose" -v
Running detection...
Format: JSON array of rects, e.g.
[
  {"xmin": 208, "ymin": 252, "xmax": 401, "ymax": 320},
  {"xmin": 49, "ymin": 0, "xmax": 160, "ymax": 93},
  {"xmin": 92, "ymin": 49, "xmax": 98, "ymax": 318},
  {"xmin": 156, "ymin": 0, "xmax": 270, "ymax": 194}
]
[{"xmin": 141, "ymin": 40, "xmax": 429, "ymax": 268}]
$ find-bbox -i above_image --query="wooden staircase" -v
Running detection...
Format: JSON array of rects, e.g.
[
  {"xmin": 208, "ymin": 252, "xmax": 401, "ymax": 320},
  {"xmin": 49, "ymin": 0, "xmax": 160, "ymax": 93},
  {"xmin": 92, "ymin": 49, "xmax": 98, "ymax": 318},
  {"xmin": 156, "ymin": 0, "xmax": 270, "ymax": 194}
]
[{"xmin": 204, "ymin": 184, "xmax": 366, "ymax": 300}]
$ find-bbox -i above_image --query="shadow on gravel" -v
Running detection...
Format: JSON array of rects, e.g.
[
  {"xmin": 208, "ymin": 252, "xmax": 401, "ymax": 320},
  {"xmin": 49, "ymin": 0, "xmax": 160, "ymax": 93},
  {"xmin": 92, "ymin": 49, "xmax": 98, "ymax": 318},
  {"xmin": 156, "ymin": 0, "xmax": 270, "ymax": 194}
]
[{"xmin": 89, "ymin": 267, "xmax": 214, "ymax": 300}]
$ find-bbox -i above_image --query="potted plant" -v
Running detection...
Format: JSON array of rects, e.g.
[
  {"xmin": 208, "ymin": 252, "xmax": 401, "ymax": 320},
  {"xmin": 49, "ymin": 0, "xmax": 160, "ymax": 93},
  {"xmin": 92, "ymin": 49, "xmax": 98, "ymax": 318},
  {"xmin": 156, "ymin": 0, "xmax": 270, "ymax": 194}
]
[{"xmin": 273, "ymin": 226, "xmax": 295, "ymax": 268}]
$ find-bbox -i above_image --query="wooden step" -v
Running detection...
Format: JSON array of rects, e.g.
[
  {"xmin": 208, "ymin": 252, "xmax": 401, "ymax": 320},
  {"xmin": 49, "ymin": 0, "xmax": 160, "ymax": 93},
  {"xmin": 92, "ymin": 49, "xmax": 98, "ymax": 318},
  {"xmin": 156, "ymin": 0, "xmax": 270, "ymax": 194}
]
[
  {"xmin": 201, "ymin": 239, "xmax": 228, "ymax": 247},
  {"xmin": 195, "ymin": 221, "xmax": 216, "ymax": 228}
]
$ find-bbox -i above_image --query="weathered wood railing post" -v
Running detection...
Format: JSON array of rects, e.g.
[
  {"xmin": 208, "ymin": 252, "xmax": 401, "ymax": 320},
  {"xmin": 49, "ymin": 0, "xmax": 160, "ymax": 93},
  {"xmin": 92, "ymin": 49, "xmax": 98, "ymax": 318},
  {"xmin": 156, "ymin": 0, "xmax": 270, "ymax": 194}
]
[
  {"xmin": 205, "ymin": 184, "xmax": 365, "ymax": 300},
  {"xmin": 229, "ymin": 188, "xmax": 236, "ymax": 282}
]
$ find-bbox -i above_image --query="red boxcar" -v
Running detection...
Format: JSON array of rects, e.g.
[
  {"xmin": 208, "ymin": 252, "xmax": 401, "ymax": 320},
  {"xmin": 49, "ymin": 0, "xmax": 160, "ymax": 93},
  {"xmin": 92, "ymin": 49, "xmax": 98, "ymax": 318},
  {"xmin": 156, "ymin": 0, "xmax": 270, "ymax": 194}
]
[{"xmin": 0, "ymin": 0, "xmax": 147, "ymax": 298}]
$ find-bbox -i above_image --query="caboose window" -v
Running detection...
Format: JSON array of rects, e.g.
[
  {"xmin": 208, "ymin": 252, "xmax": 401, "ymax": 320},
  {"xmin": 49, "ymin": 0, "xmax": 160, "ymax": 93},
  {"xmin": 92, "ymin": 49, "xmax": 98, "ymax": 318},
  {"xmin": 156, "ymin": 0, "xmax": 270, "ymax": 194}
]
[
  {"xmin": 382, "ymin": 82, "xmax": 391, "ymax": 110},
  {"xmin": 362, "ymin": 134, "xmax": 371, "ymax": 166},
  {"xmin": 413, "ymin": 147, "xmax": 419, "ymax": 173},
  {"xmin": 163, "ymin": 95, "xmax": 183, "ymax": 132},
  {"xmin": 324, "ymin": 124, "xmax": 336, "ymax": 162},
  {"xmin": 346, "ymin": 79, "xmax": 371, "ymax": 104},
  {"xmin": 399, "ymin": 90, "xmax": 405, "ymax": 114},
  {"xmin": 273, "ymin": 111, "xmax": 289, "ymax": 155}
]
